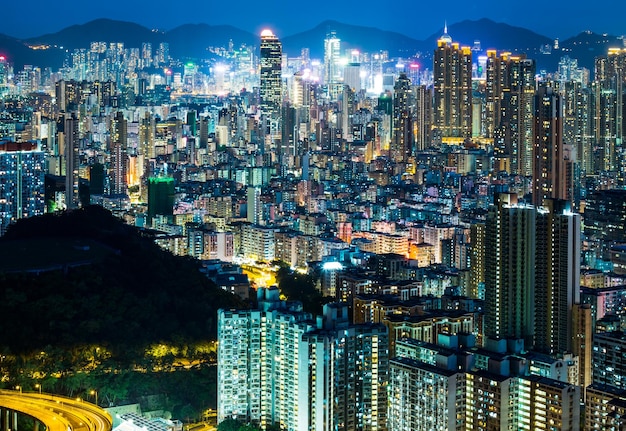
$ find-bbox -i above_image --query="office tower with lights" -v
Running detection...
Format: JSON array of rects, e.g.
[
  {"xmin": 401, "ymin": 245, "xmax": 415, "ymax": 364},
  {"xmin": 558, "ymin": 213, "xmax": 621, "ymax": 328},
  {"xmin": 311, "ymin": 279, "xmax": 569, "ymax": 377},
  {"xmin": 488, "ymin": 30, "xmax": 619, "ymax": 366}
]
[
  {"xmin": 218, "ymin": 288, "xmax": 315, "ymax": 430},
  {"xmin": 584, "ymin": 189, "xmax": 626, "ymax": 244},
  {"xmin": 414, "ymin": 84, "xmax": 433, "ymax": 151},
  {"xmin": 534, "ymin": 199, "xmax": 581, "ymax": 355},
  {"xmin": 592, "ymin": 331, "xmax": 626, "ymax": 389},
  {"xmin": 218, "ymin": 288, "xmax": 388, "ymax": 431},
  {"xmin": 324, "ymin": 31, "xmax": 341, "ymax": 96},
  {"xmin": 485, "ymin": 193, "xmax": 582, "ymax": 355},
  {"xmin": 343, "ymin": 61, "xmax": 361, "ymax": 92},
  {"xmin": 64, "ymin": 113, "xmax": 80, "ymax": 209},
  {"xmin": 0, "ymin": 142, "xmax": 45, "ymax": 235},
  {"xmin": 563, "ymin": 81, "xmax": 593, "ymax": 175},
  {"xmin": 138, "ymin": 112, "xmax": 155, "ymax": 201},
  {"xmin": 593, "ymin": 48, "xmax": 626, "ymax": 175},
  {"xmin": 433, "ymin": 27, "xmax": 472, "ymax": 142},
  {"xmin": 388, "ymin": 355, "xmax": 464, "ymax": 431},
  {"xmin": 259, "ymin": 29, "xmax": 282, "ymax": 120},
  {"xmin": 532, "ymin": 84, "xmax": 570, "ymax": 207},
  {"xmin": 484, "ymin": 193, "xmax": 536, "ymax": 346},
  {"xmin": 304, "ymin": 303, "xmax": 388, "ymax": 431},
  {"xmin": 585, "ymin": 383, "xmax": 626, "ymax": 430},
  {"xmin": 387, "ymin": 336, "xmax": 581, "ymax": 431},
  {"xmin": 280, "ymin": 103, "xmax": 297, "ymax": 167},
  {"xmin": 109, "ymin": 111, "xmax": 128, "ymax": 196},
  {"xmin": 55, "ymin": 80, "xmax": 81, "ymax": 113},
  {"xmin": 486, "ymin": 52, "xmax": 536, "ymax": 175},
  {"xmin": 469, "ymin": 222, "xmax": 485, "ymax": 300},
  {"xmin": 246, "ymin": 186, "xmax": 262, "ymax": 225},
  {"xmin": 390, "ymin": 73, "xmax": 413, "ymax": 163},
  {"xmin": 0, "ymin": 55, "xmax": 9, "ymax": 96}
]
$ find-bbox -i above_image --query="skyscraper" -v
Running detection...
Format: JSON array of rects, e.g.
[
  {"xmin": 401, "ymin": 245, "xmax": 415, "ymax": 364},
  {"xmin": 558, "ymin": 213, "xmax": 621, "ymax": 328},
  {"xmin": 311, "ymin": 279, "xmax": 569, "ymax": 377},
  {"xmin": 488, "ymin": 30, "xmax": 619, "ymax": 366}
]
[
  {"xmin": 593, "ymin": 48, "xmax": 626, "ymax": 174},
  {"xmin": 485, "ymin": 194, "xmax": 582, "ymax": 353},
  {"xmin": 324, "ymin": 31, "xmax": 341, "ymax": 97},
  {"xmin": 64, "ymin": 113, "xmax": 80, "ymax": 209},
  {"xmin": 532, "ymin": 84, "xmax": 569, "ymax": 207},
  {"xmin": 433, "ymin": 27, "xmax": 472, "ymax": 142},
  {"xmin": 391, "ymin": 73, "xmax": 413, "ymax": 163},
  {"xmin": 110, "ymin": 111, "xmax": 128, "ymax": 195},
  {"xmin": 484, "ymin": 193, "xmax": 536, "ymax": 346},
  {"xmin": 246, "ymin": 186, "xmax": 261, "ymax": 224},
  {"xmin": 414, "ymin": 85, "xmax": 433, "ymax": 151},
  {"xmin": 534, "ymin": 199, "xmax": 581, "ymax": 355},
  {"xmin": 259, "ymin": 29, "xmax": 282, "ymax": 120},
  {"xmin": 0, "ymin": 141, "xmax": 45, "ymax": 235},
  {"xmin": 218, "ymin": 288, "xmax": 388, "ymax": 431},
  {"xmin": 486, "ymin": 52, "xmax": 536, "ymax": 175}
]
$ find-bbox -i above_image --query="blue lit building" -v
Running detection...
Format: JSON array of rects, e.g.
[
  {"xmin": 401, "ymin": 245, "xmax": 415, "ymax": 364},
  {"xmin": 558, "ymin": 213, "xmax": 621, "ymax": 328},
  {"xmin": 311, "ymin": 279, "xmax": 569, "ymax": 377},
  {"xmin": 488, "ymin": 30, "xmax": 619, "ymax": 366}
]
[
  {"xmin": 0, "ymin": 141, "xmax": 46, "ymax": 235},
  {"xmin": 217, "ymin": 287, "xmax": 388, "ymax": 431}
]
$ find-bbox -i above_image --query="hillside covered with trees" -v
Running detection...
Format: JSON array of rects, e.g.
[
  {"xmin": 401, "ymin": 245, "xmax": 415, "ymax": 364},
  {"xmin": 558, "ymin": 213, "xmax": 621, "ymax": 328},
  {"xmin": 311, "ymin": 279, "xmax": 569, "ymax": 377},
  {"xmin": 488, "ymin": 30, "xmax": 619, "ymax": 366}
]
[{"xmin": 0, "ymin": 206, "xmax": 244, "ymax": 417}]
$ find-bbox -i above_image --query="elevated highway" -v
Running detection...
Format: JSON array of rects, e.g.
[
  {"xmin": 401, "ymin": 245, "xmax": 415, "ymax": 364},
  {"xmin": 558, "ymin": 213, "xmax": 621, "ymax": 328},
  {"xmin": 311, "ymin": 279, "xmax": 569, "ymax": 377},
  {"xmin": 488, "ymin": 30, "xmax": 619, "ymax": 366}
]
[{"xmin": 0, "ymin": 390, "xmax": 112, "ymax": 431}]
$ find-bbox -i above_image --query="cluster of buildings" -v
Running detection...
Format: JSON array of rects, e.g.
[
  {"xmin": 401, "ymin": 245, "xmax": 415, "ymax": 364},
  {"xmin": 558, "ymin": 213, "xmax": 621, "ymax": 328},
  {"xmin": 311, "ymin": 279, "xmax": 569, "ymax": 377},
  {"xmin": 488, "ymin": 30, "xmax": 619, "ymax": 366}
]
[{"xmin": 1, "ymin": 21, "xmax": 626, "ymax": 430}]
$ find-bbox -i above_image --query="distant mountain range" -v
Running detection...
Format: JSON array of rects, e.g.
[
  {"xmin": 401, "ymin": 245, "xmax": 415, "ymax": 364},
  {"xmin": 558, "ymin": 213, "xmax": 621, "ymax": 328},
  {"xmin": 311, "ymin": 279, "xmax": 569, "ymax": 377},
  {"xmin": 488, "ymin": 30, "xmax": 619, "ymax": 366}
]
[{"xmin": 0, "ymin": 18, "xmax": 624, "ymax": 75}]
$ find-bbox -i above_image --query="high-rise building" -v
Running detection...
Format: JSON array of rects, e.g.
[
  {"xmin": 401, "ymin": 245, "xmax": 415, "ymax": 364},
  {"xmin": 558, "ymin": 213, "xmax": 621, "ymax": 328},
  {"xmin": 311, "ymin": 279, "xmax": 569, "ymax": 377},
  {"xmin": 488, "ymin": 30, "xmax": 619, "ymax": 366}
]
[
  {"xmin": 563, "ymin": 81, "xmax": 593, "ymax": 175},
  {"xmin": 585, "ymin": 383, "xmax": 626, "ymax": 430},
  {"xmin": 324, "ymin": 31, "xmax": 341, "ymax": 93},
  {"xmin": 217, "ymin": 288, "xmax": 388, "ymax": 431},
  {"xmin": 583, "ymin": 189, "xmax": 626, "ymax": 243},
  {"xmin": 259, "ymin": 29, "xmax": 282, "ymax": 119},
  {"xmin": 343, "ymin": 61, "xmax": 361, "ymax": 92},
  {"xmin": 534, "ymin": 199, "xmax": 581, "ymax": 355},
  {"xmin": 0, "ymin": 141, "xmax": 45, "ymax": 235},
  {"xmin": 485, "ymin": 194, "xmax": 582, "ymax": 354},
  {"xmin": 246, "ymin": 186, "xmax": 261, "ymax": 225},
  {"xmin": 305, "ymin": 304, "xmax": 388, "ymax": 431},
  {"xmin": 110, "ymin": 111, "xmax": 128, "ymax": 195},
  {"xmin": 388, "ymin": 354, "xmax": 464, "ymax": 431},
  {"xmin": 280, "ymin": 103, "xmax": 297, "ymax": 166},
  {"xmin": 64, "ymin": 113, "xmax": 80, "ymax": 209},
  {"xmin": 390, "ymin": 73, "xmax": 413, "ymax": 163},
  {"xmin": 484, "ymin": 193, "xmax": 536, "ymax": 346},
  {"xmin": 593, "ymin": 331, "xmax": 626, "ymax": 389},
  {"xmin": 486, "ymin": 52, "xmax": 535, "ymax": 175},
  {"xmin": 387, "ymin": 336, "xmax": 581, "ymax": 431},
  {"xmin": 433, "ymin": 27, "xmax": 472, "ymax": 142},
  {"xmin": 469, "ymin": 222, "xmax": 485, "ymax": 300},
  {"xmin": 147, "ymin": 176, "xmax": 174, "ymax": 223},
  {"xmin": 532, "ymin": 84, "xmax": 570, "ymax": 207},
  {"xmin": 414, "ymin": 85, "xmax": 433, "ymax": 151},
  {"xmin": 593, "ymin": 48, "xmax": 626, "ymax": 175}
]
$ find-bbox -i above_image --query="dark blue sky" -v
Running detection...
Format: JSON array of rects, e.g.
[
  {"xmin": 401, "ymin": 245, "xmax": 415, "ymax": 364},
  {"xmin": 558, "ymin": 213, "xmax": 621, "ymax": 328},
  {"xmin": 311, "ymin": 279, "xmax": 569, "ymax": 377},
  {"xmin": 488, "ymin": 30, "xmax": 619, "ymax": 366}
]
[{"xmin": 4, "ymin": 0, "xmax": 626, "ymax": 40}]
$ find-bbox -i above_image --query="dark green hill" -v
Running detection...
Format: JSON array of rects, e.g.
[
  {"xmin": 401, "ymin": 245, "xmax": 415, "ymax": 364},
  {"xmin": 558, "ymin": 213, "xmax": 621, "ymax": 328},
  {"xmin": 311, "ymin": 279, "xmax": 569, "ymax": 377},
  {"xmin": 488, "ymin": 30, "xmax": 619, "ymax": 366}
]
[{"xmin": 0, "ymin": 206, "xmax": 243, "ymax": 354}]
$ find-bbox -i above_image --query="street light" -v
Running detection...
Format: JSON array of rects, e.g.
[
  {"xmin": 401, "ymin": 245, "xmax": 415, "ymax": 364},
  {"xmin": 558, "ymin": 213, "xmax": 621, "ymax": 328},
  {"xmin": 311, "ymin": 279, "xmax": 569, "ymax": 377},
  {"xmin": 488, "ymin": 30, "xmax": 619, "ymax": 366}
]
[
  {"xmin": 15, "ymin": 385, "xmax": 21, "ymax": 393},
  {"xmin": 35, "ymin": 383, "xmax": 42, "ymax": 394},
  {"xmin": 90, "ymin": 390, "xmax": 98, "ymax": 406}
]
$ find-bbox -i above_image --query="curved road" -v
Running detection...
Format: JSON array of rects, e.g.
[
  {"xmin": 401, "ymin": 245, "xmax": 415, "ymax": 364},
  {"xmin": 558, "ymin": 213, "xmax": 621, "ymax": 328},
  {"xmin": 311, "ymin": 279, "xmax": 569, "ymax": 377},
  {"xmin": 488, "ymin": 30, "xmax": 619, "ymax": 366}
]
[{"xmin": 0, "ymin": 390, "xmax": 112, "ymax": 431}]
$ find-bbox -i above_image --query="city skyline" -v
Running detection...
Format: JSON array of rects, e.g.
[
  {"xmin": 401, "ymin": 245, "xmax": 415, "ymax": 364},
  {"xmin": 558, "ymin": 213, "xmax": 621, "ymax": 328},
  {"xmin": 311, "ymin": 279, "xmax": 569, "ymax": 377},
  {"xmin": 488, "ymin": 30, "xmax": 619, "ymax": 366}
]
[{"xmin": 3, "ymin": 1, "xmax": 626, "ymax": 42}]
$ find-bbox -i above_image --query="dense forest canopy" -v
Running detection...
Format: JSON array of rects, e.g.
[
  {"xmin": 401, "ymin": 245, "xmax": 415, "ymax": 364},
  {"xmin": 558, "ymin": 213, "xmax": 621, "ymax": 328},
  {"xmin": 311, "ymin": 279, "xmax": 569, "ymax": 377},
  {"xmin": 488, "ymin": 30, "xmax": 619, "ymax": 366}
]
[{"xmin": 0, "ymin": 206, "xmax": 243, "ymax": 354}]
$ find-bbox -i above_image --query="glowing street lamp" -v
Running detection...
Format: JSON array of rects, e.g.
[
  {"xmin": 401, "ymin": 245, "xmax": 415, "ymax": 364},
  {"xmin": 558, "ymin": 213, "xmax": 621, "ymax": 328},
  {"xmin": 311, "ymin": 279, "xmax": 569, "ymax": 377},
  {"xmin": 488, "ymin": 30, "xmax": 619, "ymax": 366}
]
[
  {"xmin": 90, "ymin": 390, "xmax": 98, "ymax": 406},
  {"xmin": 15, "ymin": 385, "xmax": 21, "ymax": 393},
  {"xmin": 35, "ymin": 383, "xmax": 42, "ymax": 394}
]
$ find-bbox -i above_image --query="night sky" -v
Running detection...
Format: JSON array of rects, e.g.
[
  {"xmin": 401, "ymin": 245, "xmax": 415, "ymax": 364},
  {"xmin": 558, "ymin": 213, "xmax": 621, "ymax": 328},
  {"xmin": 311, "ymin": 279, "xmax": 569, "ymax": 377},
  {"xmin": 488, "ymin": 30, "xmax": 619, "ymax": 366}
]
[{"xmin": 4, "ymin": 0, "xmax": 626, "ymax": 40}]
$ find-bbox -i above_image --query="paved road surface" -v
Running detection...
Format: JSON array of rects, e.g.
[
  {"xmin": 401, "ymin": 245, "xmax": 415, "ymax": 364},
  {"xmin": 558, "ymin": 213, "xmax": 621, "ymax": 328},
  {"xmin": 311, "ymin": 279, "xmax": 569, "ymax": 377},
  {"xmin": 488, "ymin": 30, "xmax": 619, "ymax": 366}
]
[{"xmin": 0, "ymin": 390, "xmax": 112, "ymax": 431}]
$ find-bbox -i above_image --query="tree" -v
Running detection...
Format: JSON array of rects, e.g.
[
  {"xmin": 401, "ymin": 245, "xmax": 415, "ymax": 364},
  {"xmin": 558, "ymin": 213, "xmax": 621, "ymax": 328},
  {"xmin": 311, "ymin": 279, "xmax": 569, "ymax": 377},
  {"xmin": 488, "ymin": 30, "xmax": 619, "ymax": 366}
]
[{"xmin": 217, "ymin": 419, "xmax": 243, "ymax": 431}]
